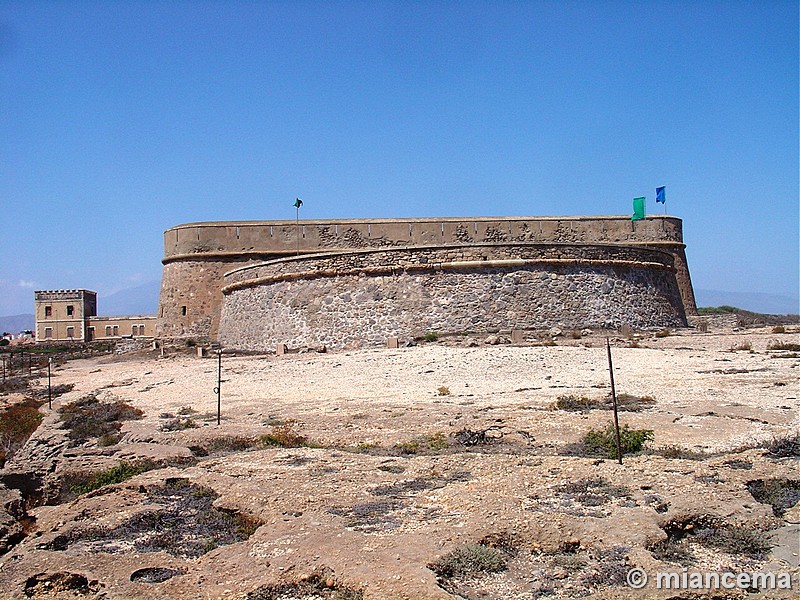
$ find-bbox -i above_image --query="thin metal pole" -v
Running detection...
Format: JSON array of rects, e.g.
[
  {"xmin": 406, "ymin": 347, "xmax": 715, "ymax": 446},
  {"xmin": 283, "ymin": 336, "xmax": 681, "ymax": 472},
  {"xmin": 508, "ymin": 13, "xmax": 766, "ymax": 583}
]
[
  {"xmin": 296, "ymin": 206, "xmax": 300, "ymax": 256},
  {"xmin": 2, "ymin": 355, "xmax": 5, "ymax": 382},
  {"xmin": 48, "ymin": 358, "xmax": 53, "ymax": 410},
  {"xmin": 214, "ymin": 350, "xmax": 222, "ymax": 425},
  {"xmin": 606, "ymin": 337, "xmax": 623, "ymax": 465}
]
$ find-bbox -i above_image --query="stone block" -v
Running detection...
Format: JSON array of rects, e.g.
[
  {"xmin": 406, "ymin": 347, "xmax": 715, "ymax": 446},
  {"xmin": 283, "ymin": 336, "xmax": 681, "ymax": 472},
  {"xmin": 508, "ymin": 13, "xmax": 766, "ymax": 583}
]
[
  {"xmin": 276, "ymin": 343, "xmax": 288, "ymax": 355},
  {"xmin": 511, "ymin": 330, "xmax": 524, "ymax": 344},
  {"xmin": 387, "ymin": 337, "xmax": 399, "ymax": 349}
]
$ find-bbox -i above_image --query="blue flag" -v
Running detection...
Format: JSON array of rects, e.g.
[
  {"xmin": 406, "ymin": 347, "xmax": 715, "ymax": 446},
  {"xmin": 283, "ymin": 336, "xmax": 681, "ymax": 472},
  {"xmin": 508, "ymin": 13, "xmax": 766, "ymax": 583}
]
[{"xmin": 656, "ymin": 186, "xmax": 666, "ymax": 204}]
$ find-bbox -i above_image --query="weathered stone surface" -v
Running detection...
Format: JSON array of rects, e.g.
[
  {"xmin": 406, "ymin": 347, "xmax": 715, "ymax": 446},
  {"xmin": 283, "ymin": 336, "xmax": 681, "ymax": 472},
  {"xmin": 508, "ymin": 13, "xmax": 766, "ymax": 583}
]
[
  {"xmin": 219, "ymin": 244, "xmax": 686, "ymax": 352},
  {"xmin": 0, "ymin": 485, "xmax": 25, "ymax": 555}
]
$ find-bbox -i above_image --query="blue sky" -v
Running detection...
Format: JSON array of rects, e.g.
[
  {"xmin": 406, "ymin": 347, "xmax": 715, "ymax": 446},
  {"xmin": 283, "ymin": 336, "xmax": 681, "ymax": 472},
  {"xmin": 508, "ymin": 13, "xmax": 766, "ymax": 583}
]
[{"xmin": 1, "ymin": 0, "xmax": 798, "ymax": 316}]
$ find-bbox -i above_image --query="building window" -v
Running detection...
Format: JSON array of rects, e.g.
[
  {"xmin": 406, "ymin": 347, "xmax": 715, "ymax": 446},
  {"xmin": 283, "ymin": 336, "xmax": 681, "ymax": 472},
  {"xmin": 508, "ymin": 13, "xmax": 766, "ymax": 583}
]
[
  {"xmin": 45, "ymin": 327, "xmax": 52, "ymax": 339},
  {"xmin": 112, "ymin": 325, "xmax": 119, "ymax": 336},
  {"xmin": 105, "ymin": 326, "xmax": 112, "ymax": 336},
  {"xmin": 45, "ymin": 306, "xmax": 52, "ymax": 317},
  {"xmin": 66, "ymin": 326, "xmax": 74, "ymax": 338},
  {"xmin": 181, "ymin": 306, "xmax": 187, "ymax": 316},
  {"xmin": 66, "ymin": 305, "xmax": 74, "ymax": 316}
]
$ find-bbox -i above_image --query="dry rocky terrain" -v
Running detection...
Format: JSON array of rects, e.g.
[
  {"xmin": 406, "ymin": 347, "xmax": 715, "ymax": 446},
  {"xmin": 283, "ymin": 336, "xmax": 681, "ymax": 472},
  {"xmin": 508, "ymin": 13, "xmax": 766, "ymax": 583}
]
[{"xmin": 0, "ymin": 325, "xmax": 798, "ymax": 599}]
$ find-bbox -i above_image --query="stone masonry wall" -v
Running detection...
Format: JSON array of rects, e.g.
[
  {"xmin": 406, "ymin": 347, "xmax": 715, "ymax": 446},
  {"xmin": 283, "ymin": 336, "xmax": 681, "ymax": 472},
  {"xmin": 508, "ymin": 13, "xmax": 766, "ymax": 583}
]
[
  {"xmin": 160, "ymin": 216, "xmax": 695, "ymax": 340},
  {"xmin": 218, "ymin": 244, "xmax": 686, "ymax": 351}
]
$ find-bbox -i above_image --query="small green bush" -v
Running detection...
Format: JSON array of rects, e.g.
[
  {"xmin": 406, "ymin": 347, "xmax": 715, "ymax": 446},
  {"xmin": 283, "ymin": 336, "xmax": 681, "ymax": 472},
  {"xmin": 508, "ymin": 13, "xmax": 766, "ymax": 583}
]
[
  {"xmin": 567, "ymin": 423, "xmax": 654, "ymax": 459},
  {"xmin": 71, "ymin": 460, "xmax": 153, "ymax": 495},
  {"xmin": 436, "ymin": 386, "xmax": 451, "ymax": 396},
  {"xmin": 655, "ymin": 328, "xmax": 671, "ymax": 338},
  {"xmin": 424, "ymin": 331, "xmax": 440, "ymax": 343},
  {"xmin": 429, "ymin": 543, "xmax": 507, "ymax": 579},
  {"xmin": 426, "ymin": 432, "xmax": 449, "ymax": 452},
  {"xmin": 772, "ymin": 325, "xmax": 786, "ymax": 334},
  {"xmin": 394, "ymin": 440, "xmax": 420, "ymax": 455},
  {"xmin": 393, "ymin": 432, "xmax": 450, "ymax": 455}
]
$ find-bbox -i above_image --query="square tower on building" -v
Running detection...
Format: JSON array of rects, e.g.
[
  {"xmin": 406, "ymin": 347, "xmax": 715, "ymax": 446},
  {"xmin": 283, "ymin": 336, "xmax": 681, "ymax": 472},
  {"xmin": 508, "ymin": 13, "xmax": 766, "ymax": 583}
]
[{"xmin": 34, "ymin": 289, "xmax": 97, "ymax": 342}]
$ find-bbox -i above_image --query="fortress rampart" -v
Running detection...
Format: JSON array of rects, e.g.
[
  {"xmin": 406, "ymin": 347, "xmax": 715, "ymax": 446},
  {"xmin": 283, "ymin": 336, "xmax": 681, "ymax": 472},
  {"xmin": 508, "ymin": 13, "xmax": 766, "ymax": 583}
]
[{"xmin": 157, "ymin": 216, "xmax": 696, "ymax": 345}]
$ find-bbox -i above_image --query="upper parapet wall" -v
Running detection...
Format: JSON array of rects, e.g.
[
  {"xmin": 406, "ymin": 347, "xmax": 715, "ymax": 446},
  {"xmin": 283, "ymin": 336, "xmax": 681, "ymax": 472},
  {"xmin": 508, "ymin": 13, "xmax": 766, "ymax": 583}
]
[{"xmin": 163, "ymin": 215, "xmax": 685, "ymax": 261}]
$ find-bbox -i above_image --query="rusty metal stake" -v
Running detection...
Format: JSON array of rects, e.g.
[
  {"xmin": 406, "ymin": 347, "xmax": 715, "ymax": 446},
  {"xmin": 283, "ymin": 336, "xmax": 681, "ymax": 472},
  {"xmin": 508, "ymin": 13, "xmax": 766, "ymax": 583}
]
[{"xmin": 606, "ymin": 337, "xmax": 623, "ymax": 465}]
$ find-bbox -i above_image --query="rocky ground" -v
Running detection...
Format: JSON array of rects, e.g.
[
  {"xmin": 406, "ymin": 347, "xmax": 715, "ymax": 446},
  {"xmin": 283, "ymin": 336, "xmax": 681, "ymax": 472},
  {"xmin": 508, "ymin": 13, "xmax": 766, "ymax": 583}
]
[{"xmin": 0, "ymin": 325, "xmax": 798, "ymax": 599}]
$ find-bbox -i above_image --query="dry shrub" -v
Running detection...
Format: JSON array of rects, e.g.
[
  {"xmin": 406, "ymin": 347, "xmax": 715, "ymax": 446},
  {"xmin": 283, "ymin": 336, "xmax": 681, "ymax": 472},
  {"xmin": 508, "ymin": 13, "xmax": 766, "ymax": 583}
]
[
  {"xmin": 429, "ymin": 543, "xmax": 507, "ymax": 579},
  {"xmin": 0, "ymin": 398, "xmax": 44, "ymax": 466},
  {"xmin": 552, "ymin": 393, "xmax": 655, "ymax": 413},
  {"xmin": 259, "ymin": 420, "xmax": 311, "ymax": 448},
  {"xmin": 746, "ymin": 478, "xmax": 800, "ymax": 517},
  {"xmin": 59, "ymin": 395, "xmax": 143, "ymax": 444},
  {"xmin": 764, "ymin": 432, "xmax": 800, "ymax": 458},
  {"xmin": 246, "ymin": 568, "xmax": 363, "ymax": 600},
  {"xmin": 767, "ymin": 339, "xmax": 800, "ymax": 351},
  {"xmin": 652, "ymin": 445, "xmax": 707, "ymax": 460}
]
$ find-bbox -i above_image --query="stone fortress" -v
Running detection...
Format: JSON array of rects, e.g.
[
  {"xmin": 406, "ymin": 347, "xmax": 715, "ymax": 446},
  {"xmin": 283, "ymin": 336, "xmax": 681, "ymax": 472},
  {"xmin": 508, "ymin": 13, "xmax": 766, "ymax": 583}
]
[{"xmin": 156, "ymin": 215, "xmax": 696, "ymax": 351}]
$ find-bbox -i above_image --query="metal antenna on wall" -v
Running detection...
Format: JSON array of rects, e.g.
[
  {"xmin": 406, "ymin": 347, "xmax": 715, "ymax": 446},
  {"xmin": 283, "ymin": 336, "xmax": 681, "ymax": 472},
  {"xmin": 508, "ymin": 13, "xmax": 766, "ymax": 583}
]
[{"xmin": 294, "ymin": 197, "xmax": 303, "ymax": 255}]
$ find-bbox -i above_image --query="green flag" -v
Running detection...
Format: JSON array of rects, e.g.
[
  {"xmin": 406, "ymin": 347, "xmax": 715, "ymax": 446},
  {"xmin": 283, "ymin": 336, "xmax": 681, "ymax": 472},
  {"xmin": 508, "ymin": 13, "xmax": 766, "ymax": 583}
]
[{"xmin": 631, "ymin": 197, "xmax": 646, "ymax": 221}]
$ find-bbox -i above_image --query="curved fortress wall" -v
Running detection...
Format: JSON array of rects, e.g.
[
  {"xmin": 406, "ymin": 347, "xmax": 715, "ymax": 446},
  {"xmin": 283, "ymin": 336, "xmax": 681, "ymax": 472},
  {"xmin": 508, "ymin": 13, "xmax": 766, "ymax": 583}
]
[
  {"xmin": 157, "ymin": 216, "xmax": 695, "ymax": 340},
  {"xmin": 219, "ymin": 243, "xmax": 687, "ymax": 351}
]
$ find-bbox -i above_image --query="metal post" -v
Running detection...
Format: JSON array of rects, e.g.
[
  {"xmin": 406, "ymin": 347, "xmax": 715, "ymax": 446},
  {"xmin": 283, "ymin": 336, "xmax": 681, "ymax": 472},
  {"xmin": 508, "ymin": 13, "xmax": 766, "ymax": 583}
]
[
  {"xmin": 294, "ymin": 197, "xmax": 303, "ymax": 256},
  {"xmin": 606, "ymin": 337, "xmax": 623, "ymax": 465},
  {"xmin": 48, "ymin": 358, "xmax": 53, "ymax": 410},
  {"xmin": 213, "ymin": 350, "xmax": 222, "ymax": 425}
]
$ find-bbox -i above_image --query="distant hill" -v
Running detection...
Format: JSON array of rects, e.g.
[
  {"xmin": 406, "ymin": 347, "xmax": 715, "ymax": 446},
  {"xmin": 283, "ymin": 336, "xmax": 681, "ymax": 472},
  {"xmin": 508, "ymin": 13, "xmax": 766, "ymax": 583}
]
[
  {"xmin": 99, "ymin": 281, "xmax": 161, "ymax": 316},
  {"xmin": 0, "ymin": 314, "xmax": 34, "ymax": 334},
  {"xmin": 695, "ymin": 289, "xmax": 799, "ymax": 316}
]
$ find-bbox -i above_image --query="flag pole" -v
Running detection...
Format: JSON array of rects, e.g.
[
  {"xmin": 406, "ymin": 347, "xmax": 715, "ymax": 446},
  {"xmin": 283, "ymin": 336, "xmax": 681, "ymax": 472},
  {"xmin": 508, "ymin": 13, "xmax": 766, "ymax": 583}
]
[{"xmin": 294, "ymin": 198, "xmax": 302, "ymax": 256}]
